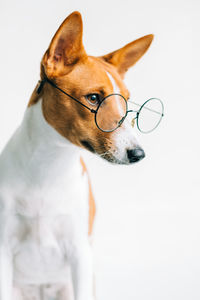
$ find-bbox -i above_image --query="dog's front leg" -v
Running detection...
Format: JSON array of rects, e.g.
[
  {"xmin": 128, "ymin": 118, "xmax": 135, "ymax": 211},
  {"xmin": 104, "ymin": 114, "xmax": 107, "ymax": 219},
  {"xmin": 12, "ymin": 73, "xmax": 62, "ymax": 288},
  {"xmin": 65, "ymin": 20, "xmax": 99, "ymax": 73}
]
[
  {"xmin": 0, "ymin": 246, "xmax": 13, "ymax": 300},
  {"xmin": 69, "ymin": 241, "xmax": 94, "ymax": 300}
]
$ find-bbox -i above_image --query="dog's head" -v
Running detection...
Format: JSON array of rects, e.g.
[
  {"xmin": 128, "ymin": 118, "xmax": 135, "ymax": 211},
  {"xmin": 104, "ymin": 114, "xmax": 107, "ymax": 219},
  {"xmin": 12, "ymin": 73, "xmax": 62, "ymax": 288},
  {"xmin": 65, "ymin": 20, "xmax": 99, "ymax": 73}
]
[{"xmin": 40, "ymin": 11, "xmax": 153, "ymax": 164}]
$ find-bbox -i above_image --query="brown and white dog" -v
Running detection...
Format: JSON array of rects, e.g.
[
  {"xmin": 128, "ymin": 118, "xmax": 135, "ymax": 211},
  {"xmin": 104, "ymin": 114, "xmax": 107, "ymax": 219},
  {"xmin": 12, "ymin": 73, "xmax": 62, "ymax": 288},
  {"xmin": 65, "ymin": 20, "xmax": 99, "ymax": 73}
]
[{"xmin": 0, "ymin": 11, "xmax": 153, "ymax": 300}]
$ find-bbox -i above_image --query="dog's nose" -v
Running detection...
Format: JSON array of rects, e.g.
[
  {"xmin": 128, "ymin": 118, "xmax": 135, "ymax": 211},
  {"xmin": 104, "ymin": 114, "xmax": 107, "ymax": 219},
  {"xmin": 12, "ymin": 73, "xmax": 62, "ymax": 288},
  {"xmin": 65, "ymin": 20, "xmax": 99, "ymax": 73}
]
[{"xmin": 127, "ymin": 147, "xmax": 145, "ymax": 163}]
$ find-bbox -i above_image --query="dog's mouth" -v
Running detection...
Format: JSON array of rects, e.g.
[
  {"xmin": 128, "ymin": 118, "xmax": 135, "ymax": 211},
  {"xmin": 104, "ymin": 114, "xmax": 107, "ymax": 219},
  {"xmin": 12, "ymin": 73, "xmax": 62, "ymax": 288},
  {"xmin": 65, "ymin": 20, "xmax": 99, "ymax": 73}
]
[
  {"xmin": 80, "ymin": 140, "xmax": 145, "ymax": 165},
  {"xmin": 80, "ymin": 140, "xmax": 119, "ymax": 162},
  {"xmin": 80, "ymin": 140, "xmax": 132, "ymax": 165},
  {"xmin": 80, "ymin": 140, "xmax": 95, "ymax": 153},
  {"xmin": 99, "ymin": 152, "xmax": 128, "ymax": 164}
]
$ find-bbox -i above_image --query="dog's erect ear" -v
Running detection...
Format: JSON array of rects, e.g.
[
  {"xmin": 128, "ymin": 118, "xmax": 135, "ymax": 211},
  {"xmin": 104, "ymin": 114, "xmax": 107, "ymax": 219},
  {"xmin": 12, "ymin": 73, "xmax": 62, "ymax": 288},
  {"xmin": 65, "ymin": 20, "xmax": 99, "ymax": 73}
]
[
  {"xmin": 101, "ymin": 34, "xmax": 154, "ymax": 77},
  {"xmin": 43, "ymin": 11, "xmax": 86, "ymax": 77}
]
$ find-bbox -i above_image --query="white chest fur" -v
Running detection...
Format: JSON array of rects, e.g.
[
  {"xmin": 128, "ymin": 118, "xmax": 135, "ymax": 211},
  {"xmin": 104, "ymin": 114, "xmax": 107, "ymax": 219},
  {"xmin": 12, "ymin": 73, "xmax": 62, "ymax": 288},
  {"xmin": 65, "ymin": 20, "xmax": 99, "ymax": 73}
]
[{"xmin": 0, "ymin": 100, "xmax": 89, "ymax": 285}]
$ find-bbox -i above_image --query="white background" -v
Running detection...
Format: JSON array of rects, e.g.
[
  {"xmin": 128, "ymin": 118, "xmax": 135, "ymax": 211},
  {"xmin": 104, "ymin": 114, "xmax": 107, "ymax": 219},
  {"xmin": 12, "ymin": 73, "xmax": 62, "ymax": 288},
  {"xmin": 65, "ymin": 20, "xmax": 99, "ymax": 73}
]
[{"xmin": 0, "ymin": 0, "xmax": 200, "ymax": 299}]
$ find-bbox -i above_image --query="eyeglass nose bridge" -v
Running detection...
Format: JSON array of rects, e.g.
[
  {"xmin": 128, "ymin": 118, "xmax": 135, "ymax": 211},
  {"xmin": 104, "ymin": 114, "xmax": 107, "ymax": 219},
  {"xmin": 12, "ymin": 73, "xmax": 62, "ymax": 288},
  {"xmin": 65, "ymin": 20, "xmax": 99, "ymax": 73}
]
[
  {"xmin": 126, "ymin": 109, "xmax": 139, "ymax": 128},
  {"xmin": 127, "ymin": 109, "xmax": 139, "ymax": 117},
  {"xmin": 117, "ymin": 109, "xmax": 138, "ymax": 128}
]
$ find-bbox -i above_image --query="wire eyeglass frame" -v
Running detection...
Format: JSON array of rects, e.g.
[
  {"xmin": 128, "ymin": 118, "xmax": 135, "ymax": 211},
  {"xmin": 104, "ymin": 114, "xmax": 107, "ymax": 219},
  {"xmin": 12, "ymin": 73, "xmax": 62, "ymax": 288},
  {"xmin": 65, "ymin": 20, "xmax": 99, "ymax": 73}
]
[{"xmin": 37, "ymin": 78, "xmax": 164, "ymax": 134}]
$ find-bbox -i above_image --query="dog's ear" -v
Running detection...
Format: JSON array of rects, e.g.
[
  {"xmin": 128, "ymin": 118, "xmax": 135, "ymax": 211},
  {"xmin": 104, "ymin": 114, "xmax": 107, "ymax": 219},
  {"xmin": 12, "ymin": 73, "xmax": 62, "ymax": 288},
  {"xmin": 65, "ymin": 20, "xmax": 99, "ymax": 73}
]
[
  {"xmin": 43, "ymin": 11, "xmax": 86, "ymax": 77},
  {"xmin": 101, "ymin": 34, "xmax": 154, "ymax": 77}
]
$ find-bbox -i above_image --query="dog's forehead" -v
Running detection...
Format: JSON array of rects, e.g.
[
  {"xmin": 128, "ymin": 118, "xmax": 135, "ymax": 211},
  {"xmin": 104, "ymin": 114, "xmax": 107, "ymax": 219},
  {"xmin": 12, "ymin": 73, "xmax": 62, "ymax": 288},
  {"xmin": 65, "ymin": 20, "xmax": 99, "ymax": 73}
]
[{"xmin": 66, "ymin": 56, "xmax": 128, "ymax": 94}]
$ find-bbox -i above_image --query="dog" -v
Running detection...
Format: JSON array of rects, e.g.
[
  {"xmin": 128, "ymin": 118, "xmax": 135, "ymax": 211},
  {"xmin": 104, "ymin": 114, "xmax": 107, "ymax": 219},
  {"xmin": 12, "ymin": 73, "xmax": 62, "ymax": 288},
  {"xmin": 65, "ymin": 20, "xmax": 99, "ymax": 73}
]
[{"xmin": 0, "ymin": 11, "xmax": 153, "ymax": 300}]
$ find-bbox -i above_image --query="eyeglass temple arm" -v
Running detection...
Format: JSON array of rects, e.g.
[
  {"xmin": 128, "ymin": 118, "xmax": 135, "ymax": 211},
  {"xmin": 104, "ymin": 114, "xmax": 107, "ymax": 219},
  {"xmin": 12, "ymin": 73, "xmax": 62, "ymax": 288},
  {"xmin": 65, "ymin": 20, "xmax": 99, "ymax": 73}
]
[
  {"xmin": 128, "ymin": 100, "xmax": 164, "ymax": 116},
  {"xmin": 44, "ymin": 78, "xmax": 96, "ymax": 113}
]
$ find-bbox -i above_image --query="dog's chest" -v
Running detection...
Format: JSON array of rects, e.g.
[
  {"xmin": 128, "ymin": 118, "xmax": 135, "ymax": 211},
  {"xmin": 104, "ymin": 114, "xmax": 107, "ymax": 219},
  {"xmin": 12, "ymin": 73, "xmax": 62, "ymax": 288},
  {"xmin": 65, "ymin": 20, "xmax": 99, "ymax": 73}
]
[
  {"xmin": 12, "ymin": 215, "xmax": 75, "ymax": 284},
  {"xmin": 0, "ymin": 100, "xmax": 91, "ymax": 284},
  {"xmin": 6, "ymin": 171, "xmax": 89, "ymax": 284}
]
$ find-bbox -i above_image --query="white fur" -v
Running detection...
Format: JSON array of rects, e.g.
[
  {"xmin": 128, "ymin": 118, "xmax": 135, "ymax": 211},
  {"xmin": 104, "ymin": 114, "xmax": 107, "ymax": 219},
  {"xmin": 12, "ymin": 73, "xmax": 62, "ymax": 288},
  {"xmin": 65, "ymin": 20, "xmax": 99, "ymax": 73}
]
[
  {"xmin": 0, "ymin": 100, "xmax": 93, "ymax": 300},
  {"xmin": 0, "ymin": 73, "xmax": 141, "ymax": 300},
  {"xmin": 106, "ymin": 72, "xmax": 140, "ymax": 164}
]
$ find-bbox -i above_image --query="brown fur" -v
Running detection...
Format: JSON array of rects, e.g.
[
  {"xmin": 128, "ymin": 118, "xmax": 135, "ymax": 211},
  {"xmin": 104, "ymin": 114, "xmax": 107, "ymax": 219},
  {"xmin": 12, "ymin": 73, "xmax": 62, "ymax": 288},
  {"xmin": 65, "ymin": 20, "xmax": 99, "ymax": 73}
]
[
  {"xmin": 80, "ymin": 158, "xmax": 96, "ymax": 235},
  {"xmin": 28, "ymin": 12, "xmax": 153, "ymax": 160},
  {"xmin": 102, "ymin": 34, "xmax": 154, "ymax": 77},
  {"xmin": 28, "ymin": 82, "xmax": 44, "ymax": 107},
  {"xmin": 28, "ymin": 11, "xmax": 154, "ymax": 236}
]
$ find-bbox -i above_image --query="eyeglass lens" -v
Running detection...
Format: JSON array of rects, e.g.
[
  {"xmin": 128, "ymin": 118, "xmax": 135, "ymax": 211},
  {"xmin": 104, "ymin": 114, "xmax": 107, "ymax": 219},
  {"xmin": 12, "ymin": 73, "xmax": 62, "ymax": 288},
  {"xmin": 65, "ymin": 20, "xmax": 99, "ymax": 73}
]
[
  {"xmin": 136, "ymin": 98, "xmax": 164, "ymax": 133},
  {"xmin": 95, "ymin": 94, "xmax": 127, "ymax": 132}
]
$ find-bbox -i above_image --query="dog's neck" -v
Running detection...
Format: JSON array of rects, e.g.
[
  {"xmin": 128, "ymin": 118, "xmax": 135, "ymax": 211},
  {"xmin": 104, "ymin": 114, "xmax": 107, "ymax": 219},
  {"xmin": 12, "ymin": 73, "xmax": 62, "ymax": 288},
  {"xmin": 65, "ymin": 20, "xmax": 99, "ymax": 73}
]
[{"xmin": 17, "ymin": 99, "xmax": 81, "ymax": 187}]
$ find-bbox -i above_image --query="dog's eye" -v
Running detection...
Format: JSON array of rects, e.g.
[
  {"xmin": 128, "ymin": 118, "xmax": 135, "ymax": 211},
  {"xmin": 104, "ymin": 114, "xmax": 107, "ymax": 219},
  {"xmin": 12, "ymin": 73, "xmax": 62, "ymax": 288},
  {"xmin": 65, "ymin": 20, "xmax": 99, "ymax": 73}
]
[{"xmin": 86, "ymin": 94, "xmax": 101, "ymax": 105}]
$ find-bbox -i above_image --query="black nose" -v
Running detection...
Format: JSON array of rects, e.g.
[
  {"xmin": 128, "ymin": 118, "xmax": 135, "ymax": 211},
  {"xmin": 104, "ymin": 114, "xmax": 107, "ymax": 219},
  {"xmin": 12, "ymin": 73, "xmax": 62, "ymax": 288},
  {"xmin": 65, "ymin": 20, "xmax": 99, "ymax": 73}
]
[{"xmin": 127, "ymin": 148, "xmax": 145, "ymax": 163}]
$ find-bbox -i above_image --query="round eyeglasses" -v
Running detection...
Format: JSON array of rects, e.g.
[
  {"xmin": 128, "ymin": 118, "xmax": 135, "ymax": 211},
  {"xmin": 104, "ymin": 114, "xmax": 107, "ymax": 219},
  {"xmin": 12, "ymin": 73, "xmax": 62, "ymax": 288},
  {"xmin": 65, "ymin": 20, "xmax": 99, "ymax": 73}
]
[
  {"xmin": 37, "ymin": 78, "xmax": 164, "ymax": 134},
  {"xmin": 94, "ymin": 94, "xmax": 164, "ymax": 133}
]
